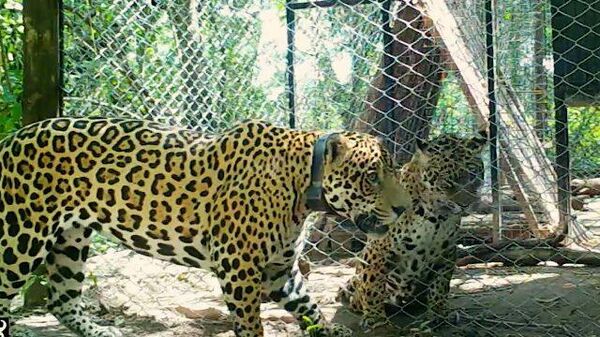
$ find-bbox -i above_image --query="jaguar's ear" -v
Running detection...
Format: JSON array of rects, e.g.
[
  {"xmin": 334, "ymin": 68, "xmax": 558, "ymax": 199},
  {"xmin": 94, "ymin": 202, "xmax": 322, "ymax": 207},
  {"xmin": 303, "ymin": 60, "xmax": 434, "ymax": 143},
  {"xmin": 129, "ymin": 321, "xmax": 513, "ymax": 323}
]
[
  {"xmin": 469, "ymin": 129, "xmax": 488, "ymax": 150},
  {"xmin": 326, "ymin": 134, "xmax": 349, "ymax": 166},
  {"xmin": 412, "ymin": 138, "xmax": 430, "ymax": 164},
  {"xmin": 376, "ymin": 136, "xmax": 387, "ymax": 149},
  {"xmin": 415, "ymin": 138, "xmax": 428, "ymax": 153}
]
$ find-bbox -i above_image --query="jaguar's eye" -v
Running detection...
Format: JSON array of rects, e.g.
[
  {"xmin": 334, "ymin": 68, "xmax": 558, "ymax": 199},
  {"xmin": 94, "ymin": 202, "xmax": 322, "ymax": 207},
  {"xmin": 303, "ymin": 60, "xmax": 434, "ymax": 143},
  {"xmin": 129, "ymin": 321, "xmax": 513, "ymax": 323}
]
[{"xmin": 366, "ymin": 171, "xmax": 380, "ymax": 185}]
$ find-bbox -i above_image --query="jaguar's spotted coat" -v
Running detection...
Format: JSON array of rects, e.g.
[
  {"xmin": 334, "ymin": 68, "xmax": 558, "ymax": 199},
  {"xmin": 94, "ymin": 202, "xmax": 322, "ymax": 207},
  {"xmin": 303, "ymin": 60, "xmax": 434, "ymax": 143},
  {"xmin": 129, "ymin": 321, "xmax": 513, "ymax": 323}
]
[
  {"xmin": 0, "ymin": 118, "xmax": 411, "ymax": 337},
  {"xmin": 339, "ymin": 132, "xmax": 487, "ymax": 331}
]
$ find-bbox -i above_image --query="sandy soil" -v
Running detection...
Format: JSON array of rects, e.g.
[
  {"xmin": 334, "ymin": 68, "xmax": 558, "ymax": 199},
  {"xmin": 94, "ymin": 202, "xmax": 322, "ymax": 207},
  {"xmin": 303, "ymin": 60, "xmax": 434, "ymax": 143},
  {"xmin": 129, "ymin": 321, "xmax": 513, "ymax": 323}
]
[{"xmin": 12, "ymin": 249, "xmax": 600, "ymax": 337}]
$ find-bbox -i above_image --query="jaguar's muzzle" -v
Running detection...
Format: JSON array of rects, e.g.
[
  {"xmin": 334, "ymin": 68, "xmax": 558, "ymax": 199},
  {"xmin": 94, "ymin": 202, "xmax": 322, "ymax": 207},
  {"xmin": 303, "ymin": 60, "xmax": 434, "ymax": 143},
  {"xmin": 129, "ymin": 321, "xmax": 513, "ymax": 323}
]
[
  {"xmin": 353, "ymin": 213, "xmax": 390, "ymax": 239},
  {"xmin": 338, "ymin": 205, "xmax": 407, "ymax": 238}
]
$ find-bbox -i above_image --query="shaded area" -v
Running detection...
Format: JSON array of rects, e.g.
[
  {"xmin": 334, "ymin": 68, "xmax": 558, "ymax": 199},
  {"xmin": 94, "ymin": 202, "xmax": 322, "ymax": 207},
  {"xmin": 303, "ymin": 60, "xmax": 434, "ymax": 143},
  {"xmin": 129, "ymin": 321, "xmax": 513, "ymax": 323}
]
[
  {"xmin": 332, "ymin": 266, "xmax": 600, "ymax": 337},
  {"xmin": 13, "ymin": 251, "xmax": 600, "ymax": 337}
]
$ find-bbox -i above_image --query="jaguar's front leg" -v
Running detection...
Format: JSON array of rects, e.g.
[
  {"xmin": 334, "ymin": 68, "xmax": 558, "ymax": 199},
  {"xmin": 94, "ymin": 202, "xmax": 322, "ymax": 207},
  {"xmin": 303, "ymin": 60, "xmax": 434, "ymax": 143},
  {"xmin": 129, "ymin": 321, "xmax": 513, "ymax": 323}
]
[
  {"xmin": 358, "ymin": 281, "xmax": 388, "ymax": 332},
  {"xmin": 337, "ymin": 275, "xmax": 359, "ymax": 309},
  {"xmin": 424, "ymin": 260, "xmax": 456, "ymax": 328},
  {"xmin": 349, "ymin": 259, "xmax": 390, "ymax": 332},
  {"xmin": 217, "ymin": 263, "xmax": 265, "ymax": 337},
  {"xmin": 264, "ymin": 260, "xmax": 353, "ymax": 337}
]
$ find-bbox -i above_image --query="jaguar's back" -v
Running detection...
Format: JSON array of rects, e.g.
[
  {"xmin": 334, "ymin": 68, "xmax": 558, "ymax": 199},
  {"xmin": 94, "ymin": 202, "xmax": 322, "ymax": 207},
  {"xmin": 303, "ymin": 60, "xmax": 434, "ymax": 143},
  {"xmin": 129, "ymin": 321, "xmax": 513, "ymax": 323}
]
[
  {"xmin": 0, "ymin": 117, "xmax": 411, "ymax": 337},
  {"xmin": 0, "ymin": 117, "xmax": 220, "ymax": 336}
]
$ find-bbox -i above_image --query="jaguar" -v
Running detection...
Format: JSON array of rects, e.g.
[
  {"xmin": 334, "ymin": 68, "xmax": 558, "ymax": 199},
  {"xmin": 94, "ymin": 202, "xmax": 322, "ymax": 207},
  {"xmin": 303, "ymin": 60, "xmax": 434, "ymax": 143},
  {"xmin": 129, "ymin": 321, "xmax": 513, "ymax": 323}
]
[
  {"xmin": 339, "ymin": 132, "xmax": 487, "ymax": 331},
  {"xmin": 0, "ymin": 118, "xmax": 411, "ymax": 337}
]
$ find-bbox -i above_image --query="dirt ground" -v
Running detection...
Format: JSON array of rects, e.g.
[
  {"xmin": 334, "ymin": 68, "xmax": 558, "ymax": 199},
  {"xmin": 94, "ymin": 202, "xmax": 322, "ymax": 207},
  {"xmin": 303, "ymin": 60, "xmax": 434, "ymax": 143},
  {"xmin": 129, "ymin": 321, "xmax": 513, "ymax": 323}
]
[{"xmin": 12, "ymin": 249, "xmax": 600, "ymax": 337}]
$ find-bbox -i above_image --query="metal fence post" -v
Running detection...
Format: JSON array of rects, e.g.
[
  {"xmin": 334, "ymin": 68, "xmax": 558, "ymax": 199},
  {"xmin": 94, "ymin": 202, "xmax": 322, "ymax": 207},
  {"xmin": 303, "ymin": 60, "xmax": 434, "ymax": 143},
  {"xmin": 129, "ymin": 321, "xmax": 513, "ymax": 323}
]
[
  {"xmin": 286, "ymin": 1, "xmax": 296, "ymax": 129},
  {"xmin": 486, "ymin": 0, "xmax": 501, "ymax": 243},
  {"xmin": 381, "ymin": 0, "xmax": 394, "ymax": 126}
]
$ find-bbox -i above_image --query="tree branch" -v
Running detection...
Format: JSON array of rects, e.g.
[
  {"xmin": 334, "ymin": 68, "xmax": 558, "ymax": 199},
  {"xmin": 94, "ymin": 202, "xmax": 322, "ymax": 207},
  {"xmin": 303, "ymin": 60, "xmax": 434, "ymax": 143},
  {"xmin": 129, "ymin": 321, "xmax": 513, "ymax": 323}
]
[{"xmin": 457, "ymin": 235, "xmax": 600, "ymax": 267}]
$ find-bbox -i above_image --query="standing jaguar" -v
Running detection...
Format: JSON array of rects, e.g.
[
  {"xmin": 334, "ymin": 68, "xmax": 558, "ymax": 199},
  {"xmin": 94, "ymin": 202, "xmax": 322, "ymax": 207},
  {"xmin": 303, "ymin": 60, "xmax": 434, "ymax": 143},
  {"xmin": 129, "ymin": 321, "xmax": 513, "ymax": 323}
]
[
  {"xmin": 339, "ymin": 132, "xmax": 487, "ymax": 331},
  {"xmin": 0, "ymin": 118, "xmax": 411, "ymax": 337}
]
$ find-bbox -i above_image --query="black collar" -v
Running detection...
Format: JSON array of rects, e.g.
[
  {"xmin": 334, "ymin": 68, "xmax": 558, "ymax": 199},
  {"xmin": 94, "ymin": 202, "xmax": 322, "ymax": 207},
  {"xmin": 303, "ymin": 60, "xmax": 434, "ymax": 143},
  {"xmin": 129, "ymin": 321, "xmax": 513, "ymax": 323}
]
[{"xmin": 305, "ymin": 133, "xmax": 339, "ymax": 214}]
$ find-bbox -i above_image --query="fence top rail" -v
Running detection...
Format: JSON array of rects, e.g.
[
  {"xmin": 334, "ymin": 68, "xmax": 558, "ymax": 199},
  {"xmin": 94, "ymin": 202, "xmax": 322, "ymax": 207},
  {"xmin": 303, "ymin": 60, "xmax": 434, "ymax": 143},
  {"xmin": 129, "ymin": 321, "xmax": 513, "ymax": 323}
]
[{"xmin": 287, "ymin": 0, "xmax": 382, "ymax": 10}]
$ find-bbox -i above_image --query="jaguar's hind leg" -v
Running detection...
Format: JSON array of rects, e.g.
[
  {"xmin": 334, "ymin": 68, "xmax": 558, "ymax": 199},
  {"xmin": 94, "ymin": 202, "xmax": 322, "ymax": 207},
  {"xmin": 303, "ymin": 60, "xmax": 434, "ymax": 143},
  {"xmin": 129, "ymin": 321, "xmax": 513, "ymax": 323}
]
[
  {"xmin": 0, "ymin": 289, "xmax": 16, "ymax": 328},
  {"xmin": 0, "ymin": 292, "xmax": 13, "ymax": 318},
  {"xmin": 0, "ymin": 286, "xmax": 39, "ymax": 337},
  {"xmin": 1, "ymin": 228, "xmax": 47, "ymax": 337},
  {"xmin": 46, "ymin": 226, "xmax": 122, "ymax": 337}
]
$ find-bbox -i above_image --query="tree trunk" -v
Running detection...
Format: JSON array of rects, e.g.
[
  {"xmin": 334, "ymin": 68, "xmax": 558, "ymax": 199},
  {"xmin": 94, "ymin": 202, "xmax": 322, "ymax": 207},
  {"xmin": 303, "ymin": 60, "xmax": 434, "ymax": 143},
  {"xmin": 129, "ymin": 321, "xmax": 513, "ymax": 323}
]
[
  {"xmin": 307, "ymin": 4, "xmax": 447, "ymax": 259},
  {"xmin": 22, "ymin": 0, "xmax": 61, "ymax": 124},
  {"xmin": 352, "ymin": 3, "xmax": 446, "ymax": 164},
  {"xmin": 22, "ymin": 0, "xmax": 62, "ymax": 307},
  {"xmin": 167, "ymin": 0, "xmax": 215, "ymax": 130}
]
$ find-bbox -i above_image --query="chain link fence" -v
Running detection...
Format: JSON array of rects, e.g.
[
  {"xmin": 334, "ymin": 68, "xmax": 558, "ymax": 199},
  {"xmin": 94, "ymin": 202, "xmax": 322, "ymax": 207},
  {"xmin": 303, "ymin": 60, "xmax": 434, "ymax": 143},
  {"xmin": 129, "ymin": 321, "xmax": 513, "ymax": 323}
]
[{"xmin": 10, "ymin": 0, "xmax": 597, "ymax": 336}]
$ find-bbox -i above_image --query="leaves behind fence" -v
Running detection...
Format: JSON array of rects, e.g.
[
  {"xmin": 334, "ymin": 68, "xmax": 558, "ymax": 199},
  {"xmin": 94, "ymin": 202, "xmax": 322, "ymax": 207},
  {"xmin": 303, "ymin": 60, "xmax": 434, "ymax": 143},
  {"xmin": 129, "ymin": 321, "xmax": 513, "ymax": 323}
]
[
  {"xmin": 0, "ymin": 0, "xmax": 23, "ymax": 136},
  {"xmin": 14, "ymin": 0, "xmax": 592, "ymax": 335}
]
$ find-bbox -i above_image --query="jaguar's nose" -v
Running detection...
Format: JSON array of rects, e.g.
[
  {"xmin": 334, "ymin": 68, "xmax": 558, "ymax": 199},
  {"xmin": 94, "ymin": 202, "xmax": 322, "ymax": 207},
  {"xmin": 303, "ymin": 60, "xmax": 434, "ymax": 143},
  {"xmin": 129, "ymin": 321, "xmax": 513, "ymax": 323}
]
[
  {"xmin": 392, "ymin": 206, "xmax": 406, "ymax": 217},
  {"xmin": 354, "ymin": 213, "xmax": 389, "ymax": 238}
]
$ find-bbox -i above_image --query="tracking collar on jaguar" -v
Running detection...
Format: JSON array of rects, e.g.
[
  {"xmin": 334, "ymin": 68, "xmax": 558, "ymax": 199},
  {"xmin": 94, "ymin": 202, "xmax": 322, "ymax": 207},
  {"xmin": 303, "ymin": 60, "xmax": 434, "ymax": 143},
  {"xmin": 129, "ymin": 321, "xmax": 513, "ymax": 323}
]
[
  {"xmin": 304, "ymin": 133, "xmax": 396, "ymax": 237},
  {"xmin": 305, "ymin": 133, "xmax": 338, "ymax": 214}
]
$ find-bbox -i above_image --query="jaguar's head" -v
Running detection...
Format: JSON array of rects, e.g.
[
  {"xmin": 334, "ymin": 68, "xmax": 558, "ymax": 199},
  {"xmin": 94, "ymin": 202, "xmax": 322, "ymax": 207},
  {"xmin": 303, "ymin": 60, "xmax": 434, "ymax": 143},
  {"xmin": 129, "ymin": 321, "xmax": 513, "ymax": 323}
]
[
  {"xmin": 318, "ymin": 133, "xmax": 411, "ymax": 238},
  {"xmin": 412, "ymin": 130, "xmax": 488, "ymax": 211}
]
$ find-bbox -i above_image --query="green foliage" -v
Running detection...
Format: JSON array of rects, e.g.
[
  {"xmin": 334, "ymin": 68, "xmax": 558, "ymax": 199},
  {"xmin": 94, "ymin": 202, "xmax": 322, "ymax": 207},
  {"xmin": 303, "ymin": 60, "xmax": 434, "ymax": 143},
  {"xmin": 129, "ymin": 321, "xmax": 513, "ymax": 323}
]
[
  {"xmin": 0, "ymin": 0, "xmax": 598, "ymax": 183},
  {"xmin": 568, "ymin": 106, "xmax": 600, "ymax": 177},
  {"xmin": 63, "ymin": 0, "xmax": 180, "ymax": 118},
  {"xmin": 90, "ymin": 233, "xmax": 120, "ymax": 256},
  {"xmin": 19, "ymin": 264, "xmax": 48, "ymax": 307},
  {"xmin": 0, "ymin": 0, "xmax": 22, "ymax": 137},
  {"xmin": 301, "ymin": 316, "xmax": 324, "ymax": 337},
  {"xmin": 432, "ymin": 73, "xmax": 478, "ymax": 136},
  {"xmin": 62, "ymin": 0, "xmax": 286, "ymax": 129},
  {"xmin": 290, "ymin": 5, "xmax": 381, "ymax": 130},
  {"xmin": 88, "ymin": 271, "xmax": 99, "ymax": 288},
  {"xmin": 20, "ymin": 272, "xmax": 47, "ymax": 295}
]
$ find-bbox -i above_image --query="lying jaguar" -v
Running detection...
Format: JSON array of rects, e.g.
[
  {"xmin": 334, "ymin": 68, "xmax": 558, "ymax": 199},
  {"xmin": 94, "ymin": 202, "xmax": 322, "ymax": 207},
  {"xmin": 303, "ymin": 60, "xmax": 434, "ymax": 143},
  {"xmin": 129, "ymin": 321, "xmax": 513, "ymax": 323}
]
[
  {"xmin": 0, "ymin": 118, "xmax": 412, "ymax": 337},
  {"xmin": 339, "ymin": 132, "xmax": 487, "ymax": 331}
]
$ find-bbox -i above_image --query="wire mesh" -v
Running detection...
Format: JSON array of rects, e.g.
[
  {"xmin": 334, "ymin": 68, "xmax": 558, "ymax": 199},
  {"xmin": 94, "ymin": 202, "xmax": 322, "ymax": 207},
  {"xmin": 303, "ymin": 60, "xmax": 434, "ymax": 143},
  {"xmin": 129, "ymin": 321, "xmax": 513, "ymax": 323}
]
[{"xmin": 13, "ymin": 0, "xmax": 594, "ymax": 336}]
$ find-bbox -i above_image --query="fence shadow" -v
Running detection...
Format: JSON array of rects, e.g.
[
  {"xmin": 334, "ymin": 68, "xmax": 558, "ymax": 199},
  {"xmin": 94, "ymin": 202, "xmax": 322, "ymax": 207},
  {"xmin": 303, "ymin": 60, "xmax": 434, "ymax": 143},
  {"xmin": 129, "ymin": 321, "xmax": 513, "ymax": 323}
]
[{"xmin": 330, "ymin": 266, "xmax": 600, "ymax": 337}]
